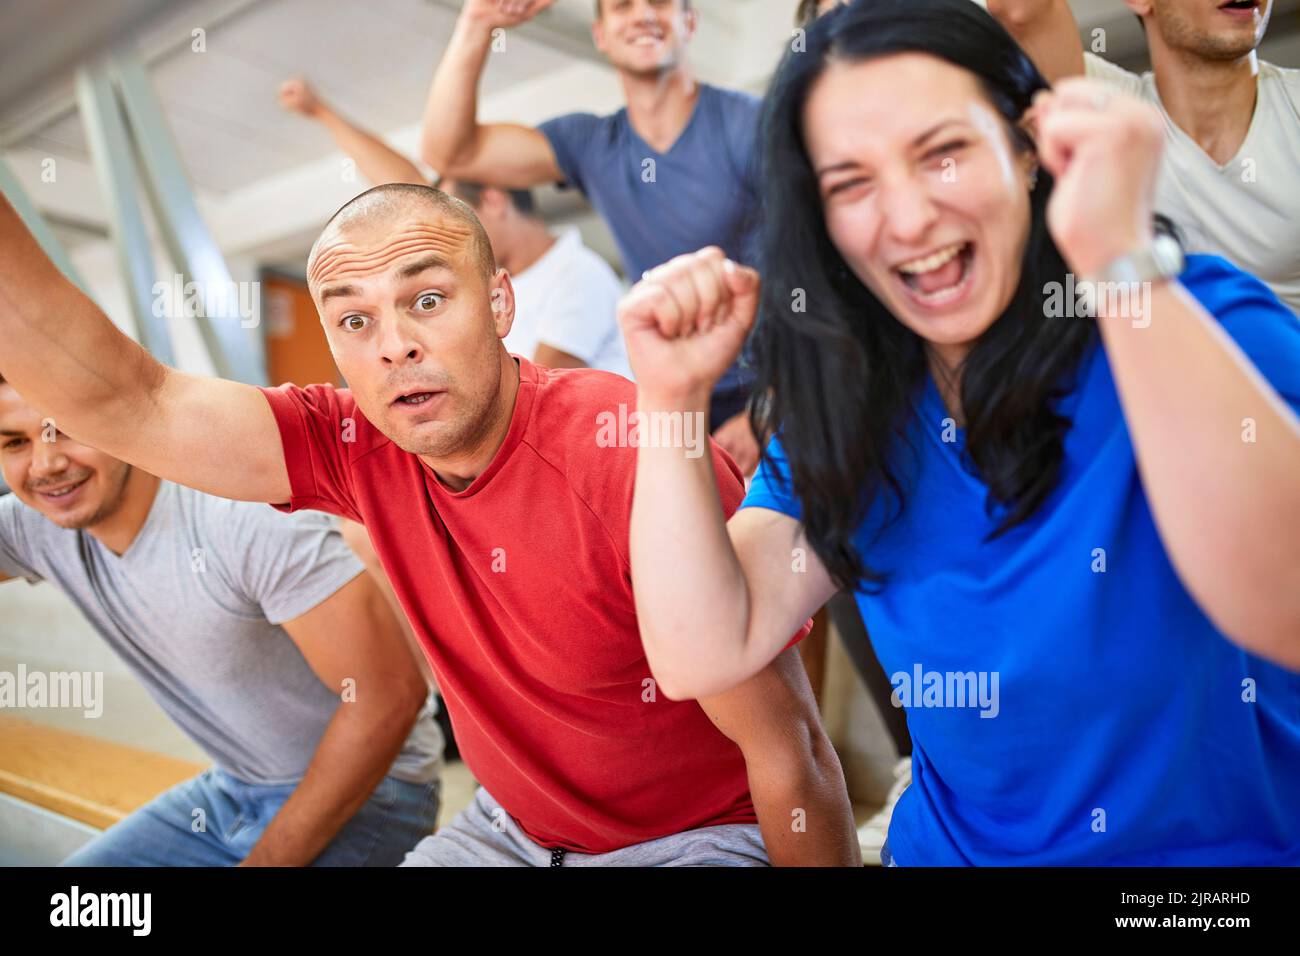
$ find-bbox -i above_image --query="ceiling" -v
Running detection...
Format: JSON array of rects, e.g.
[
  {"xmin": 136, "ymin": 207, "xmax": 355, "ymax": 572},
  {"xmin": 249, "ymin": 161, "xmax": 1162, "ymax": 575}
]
[{"xmin": 1, "ymin": 0, "xmax": 1297, "ymax": 270}]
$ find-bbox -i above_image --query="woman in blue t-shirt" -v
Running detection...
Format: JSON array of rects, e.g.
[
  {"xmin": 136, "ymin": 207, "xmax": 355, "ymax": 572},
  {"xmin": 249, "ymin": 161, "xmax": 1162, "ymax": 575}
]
[{"xmin": 618, "ymin": 0, "xmax": 1300, "ymax": 865}]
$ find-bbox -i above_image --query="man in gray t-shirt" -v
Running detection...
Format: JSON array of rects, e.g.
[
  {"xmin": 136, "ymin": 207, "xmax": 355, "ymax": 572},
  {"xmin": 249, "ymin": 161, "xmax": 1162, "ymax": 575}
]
[{"xmin": 0, "ymin": 378, "xmax": 443, "ymax": 866}]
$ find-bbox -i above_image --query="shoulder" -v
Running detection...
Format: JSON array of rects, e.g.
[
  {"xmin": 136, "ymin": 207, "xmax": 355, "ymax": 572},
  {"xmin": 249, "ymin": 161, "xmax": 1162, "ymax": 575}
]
[
  {"xmin": 704, "ymin": 83, "xmax": 762, "ymax": 115},
  {"xmin": 1180, "ymin": 254, "xmax": 1300, "ymax": 400},
  {"xmin": 705, "ymin": 84, "xmax": 762, "ymax": 136},
  {"xmin": 1259, "ymin": 60, "xmax": 1300, "ymax": 100},
  {"xmin": 1083, "ymin": 52, "xmax": 1148, "ymax": 96},
  {"xmin": 521, "ymin": 364, "xmax": 639, "ymax": 503},
  {"xmin": 0, "ymin": 490, "xmax": 54, "ymax": 549},
  {"xmin": 184, "ymin": 481, "xmax": 339, "ymax": 551},
  {"xmin": 539, "ymin": 109, "xmax": 621, "ymax": 143}
]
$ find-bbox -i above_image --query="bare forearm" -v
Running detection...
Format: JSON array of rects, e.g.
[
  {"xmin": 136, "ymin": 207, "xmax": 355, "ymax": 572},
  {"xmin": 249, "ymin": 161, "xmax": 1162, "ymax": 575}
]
[
  {"xmin": 1100, "ymin": 282, "xmax": 1300, "ymax": 665},
  {"xmin": 0, "ymin": 195, "xmax": 165, "ymax": 439},
  {"xmin": 631, "ymin": 389, "xmax": 754, "ymax": 699},
  {"xmin": 241, "ymin": 699, "xmax": 419, "ymax": 866},
  {"xmin": 312, "ymin": 106, "xmax": 427, "ymax": 186},
  {"xmin": 421, "ymin": 14, "xmax": 495, "ymax": 173},
  {"xmin": 748, "ymin": 737, "xmax": 860, "ymax": 867}
]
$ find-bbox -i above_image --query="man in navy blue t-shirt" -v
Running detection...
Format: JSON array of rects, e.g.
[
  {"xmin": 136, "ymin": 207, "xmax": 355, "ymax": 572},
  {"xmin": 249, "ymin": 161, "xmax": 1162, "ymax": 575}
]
[{"xmin": 420, "ymin": 0, "xmax": 763, "ymax": 472}]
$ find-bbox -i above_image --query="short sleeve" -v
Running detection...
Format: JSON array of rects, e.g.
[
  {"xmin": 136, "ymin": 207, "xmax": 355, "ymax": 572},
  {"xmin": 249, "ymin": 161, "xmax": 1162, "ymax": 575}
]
[
  {"xmin": 535, "ymin": 253, "xmax": 623, "ymax": 364},
  {"xmin": 1182, "ymin": 255, "xmax": 1300, "ymax": 419},
  {"xmin": 740, "ymin": 435, "xmax": 803, "ymax": 521},
  {"xmin": 0, "ymin": 494, "xmax": 43, "ymax": 585},
  {"xmin": 258, "ymin": 383, "xmax": 363, "ymax": 523},
  {"xmin": 1083, "ymin": 52, "xmax": 1145, "ymax": 97},
  {"xmin": 537, "ymin": 112, "xmax": 604, "ymax": 195},
  {"xmin": 215, "ymin": 501, "xmax": 365, "ymax": 626}
]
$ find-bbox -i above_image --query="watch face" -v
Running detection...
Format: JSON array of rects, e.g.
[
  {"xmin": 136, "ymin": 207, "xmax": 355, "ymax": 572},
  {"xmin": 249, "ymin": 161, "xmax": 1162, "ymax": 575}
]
[{"xmin": 1153, "ymin": 235, "xmax": 1185, "ymax": 277}]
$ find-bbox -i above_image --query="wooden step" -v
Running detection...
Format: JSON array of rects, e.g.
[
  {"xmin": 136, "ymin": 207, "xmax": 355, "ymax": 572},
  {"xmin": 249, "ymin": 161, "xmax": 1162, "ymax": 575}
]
[{"xmin": 0, "ymin": 715, "xmax": 204, "ymax": 830}]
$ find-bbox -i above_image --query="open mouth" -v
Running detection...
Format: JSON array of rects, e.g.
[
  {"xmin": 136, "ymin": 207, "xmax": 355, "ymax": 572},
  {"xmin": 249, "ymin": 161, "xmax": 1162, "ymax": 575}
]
[
  {"xmin": 390, "ymin": 390, "xmax": 445, "ymax": 411},
  {"xmin": 34, "ymin": 475, "xmax": 90, "ymax": 502},
  {"xmin": 894, "ymin": 241, "xmax": 976, "ymax": 308},
  {"xmin": 628, "ymin": 31, "xmax": 664, "ymax": 47},
  {"xmin": 1218, "ymin": 0, "xmax": 1259, "ymax": 13}
]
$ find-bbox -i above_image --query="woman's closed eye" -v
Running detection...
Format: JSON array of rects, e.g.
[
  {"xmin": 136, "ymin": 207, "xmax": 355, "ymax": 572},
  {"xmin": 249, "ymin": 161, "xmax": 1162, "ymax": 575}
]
[
  {"xmin": 826, "ymin": 176, "xmax": 874, "ymax": 199},
  {"xmin": 923, "ymin": 139, "xmax": 969, "ymax": 165}
]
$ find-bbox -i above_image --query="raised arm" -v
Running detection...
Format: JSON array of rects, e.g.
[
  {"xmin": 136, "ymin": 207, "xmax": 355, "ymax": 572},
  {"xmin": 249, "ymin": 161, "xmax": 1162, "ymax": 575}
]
[
  {"xmin": 419, "ymin": 0, "xmax": 563, "ymax": 188},
  {"xmin": 278, "ymin": 78, "xmax": 428, "ymax": 187},
  {"xmin": 621, "ymin": 248, "xmax": 837, "ymax": 700},
  {"xmin": 0, "ymin": 194, "xmax": 291, "ymax": 504},
  {"xmin": 1037, "ymin": 79, "xmax": 1300, "ymax": 669},
  {"xmin": 985, "ymin": 0, "xmax": 1085, "ymax": 84}
]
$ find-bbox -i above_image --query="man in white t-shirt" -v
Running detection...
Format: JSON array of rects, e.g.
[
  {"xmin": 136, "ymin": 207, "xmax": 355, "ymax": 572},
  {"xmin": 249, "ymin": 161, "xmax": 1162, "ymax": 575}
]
[
  {"xmin": 988, "ymin": 0, "xmax": 1300, "ymax": 315},
  {"xmin": 444, "ymin": 180, "xmax": 632, "ymax": 379}
]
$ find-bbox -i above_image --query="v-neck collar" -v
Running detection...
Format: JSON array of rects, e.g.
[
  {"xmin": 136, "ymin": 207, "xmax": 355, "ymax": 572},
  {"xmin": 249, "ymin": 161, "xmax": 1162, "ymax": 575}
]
[
  {"xmin": 1151, "ymin": 71, "xmax": 1262, "ymax": 174},
  {"xmin": 624, "ymin": 83, "xmax": 709, "ymax": 159},
  {"xmin": 85, "ymin": 478, "xmax": 170, "ymax": 565},
  {"xmin": 420, "ymin": 358, "xmax": 538, "ymax": 500}
]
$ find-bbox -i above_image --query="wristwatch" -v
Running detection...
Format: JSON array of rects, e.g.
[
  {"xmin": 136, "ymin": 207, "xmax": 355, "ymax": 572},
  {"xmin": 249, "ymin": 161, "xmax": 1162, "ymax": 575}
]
[{"xmin": 1088, "ymin": 234, "xmax": 1184, "ymax": 286}]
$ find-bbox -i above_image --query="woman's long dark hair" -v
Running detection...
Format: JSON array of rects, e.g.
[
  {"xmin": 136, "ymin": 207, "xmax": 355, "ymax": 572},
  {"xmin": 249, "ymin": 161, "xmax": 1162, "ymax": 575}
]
[{"xmin": 750, "ymin": 0, "xmax": 1094, "ymax": 592}]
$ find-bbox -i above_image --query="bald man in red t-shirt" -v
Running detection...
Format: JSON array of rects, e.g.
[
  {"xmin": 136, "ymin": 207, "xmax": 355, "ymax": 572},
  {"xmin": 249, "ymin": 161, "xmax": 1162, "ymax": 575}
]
[{"xmin": 0, "ymin": 185, "xmax": 858, "ymax": 866}]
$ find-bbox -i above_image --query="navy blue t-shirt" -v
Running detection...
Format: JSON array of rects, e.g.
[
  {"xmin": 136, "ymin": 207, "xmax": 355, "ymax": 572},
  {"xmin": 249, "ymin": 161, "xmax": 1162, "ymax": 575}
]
[
  {"xmin": 539, "ymin": 84, "xmax": 761, "ymax": 408},
  {"xmin": 742, "ymin": 255, "xmax": 1300, "ymax": 865}
]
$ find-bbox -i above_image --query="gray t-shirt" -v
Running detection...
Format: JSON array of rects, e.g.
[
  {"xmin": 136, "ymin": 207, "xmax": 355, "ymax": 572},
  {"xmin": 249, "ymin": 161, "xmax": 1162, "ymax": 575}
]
[{"xmin": 0, "ymin": 481, "xmax": 442, "ymax": 786}]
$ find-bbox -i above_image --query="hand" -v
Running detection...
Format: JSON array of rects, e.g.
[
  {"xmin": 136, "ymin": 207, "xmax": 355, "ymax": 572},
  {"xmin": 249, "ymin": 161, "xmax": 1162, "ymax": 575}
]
[
  {"xmin": 713, "ymin": 411, "xmax": 760, "ymax": 478},
  {"xmin": 278, "ymin": 77, "xmax": 320, "ymax": 116},
  {"xmin": 1034, "ymin": 78, "xmax": 1164, "ymax": 278},
  {"xmin": 618, "ymin": 246, "xmax": 760, "ymax": 406},
  {"xmin": 461, "ymin": 0, "xmax": 558, "ymax": 30}
]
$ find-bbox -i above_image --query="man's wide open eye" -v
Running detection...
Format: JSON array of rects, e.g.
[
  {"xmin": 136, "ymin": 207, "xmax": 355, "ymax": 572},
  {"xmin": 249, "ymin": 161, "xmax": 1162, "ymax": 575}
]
[
  {"xmin": 341, "ymin": 314, "xmax": 369, "ymax": 332},
  {"xmin": 416, "ymin": 292, "xmax": 446, "ymax": 312}
]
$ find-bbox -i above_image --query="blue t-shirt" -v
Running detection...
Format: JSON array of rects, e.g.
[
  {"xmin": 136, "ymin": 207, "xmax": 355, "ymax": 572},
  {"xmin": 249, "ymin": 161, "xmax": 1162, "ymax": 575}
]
[
  {"xmin": 539, "ymin": 84, "xmax": 761, "ymax": 402},
  {"xmin": 742, "ymin": 255, "xmax": 1300, "ymax": 865}
]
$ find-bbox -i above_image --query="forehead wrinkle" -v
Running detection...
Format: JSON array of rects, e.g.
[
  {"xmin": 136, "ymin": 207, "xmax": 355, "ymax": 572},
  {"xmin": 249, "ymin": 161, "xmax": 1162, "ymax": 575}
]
[{"xmin": 309, "ymin": 223, "xmax": 474, "ymax": 287}]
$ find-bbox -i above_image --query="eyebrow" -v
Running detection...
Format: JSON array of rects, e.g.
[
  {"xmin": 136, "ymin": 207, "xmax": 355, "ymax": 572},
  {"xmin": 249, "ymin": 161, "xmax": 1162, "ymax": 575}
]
[
  {"xmin": 318, "ymin": 254, "xmax": 455, "ymax": 303},
  {"xmin": 398, "ymin": 254, "xmax": 454, "ymax": 280},
  {"xmin": 814, "ymin": 118, "xmax": 970, "ymax": 178}
]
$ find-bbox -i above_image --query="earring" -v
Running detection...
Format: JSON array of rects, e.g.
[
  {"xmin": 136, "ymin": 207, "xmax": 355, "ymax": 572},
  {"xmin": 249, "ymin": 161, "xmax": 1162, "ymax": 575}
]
[{"xmin": 1028, "ymin": 167, "xmax": 1040, "ymax": 191}]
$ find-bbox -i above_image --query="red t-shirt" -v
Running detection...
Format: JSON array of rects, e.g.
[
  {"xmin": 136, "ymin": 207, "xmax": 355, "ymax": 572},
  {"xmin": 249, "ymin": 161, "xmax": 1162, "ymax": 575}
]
[{"xmin": 259, "ymin": 357, "xmax": 764, "ymax": 853}]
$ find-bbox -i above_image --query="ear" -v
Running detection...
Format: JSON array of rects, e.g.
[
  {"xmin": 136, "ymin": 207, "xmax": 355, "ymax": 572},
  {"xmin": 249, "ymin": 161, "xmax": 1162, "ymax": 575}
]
[
  {"xmin": 488, "ymin": 269, "xmax": 517, "ymax": 341},
  {"xmin": 592, "ymin": 18, "xmax": 609, "ymax": 56},
  {"xmin": 479, "ymin": 187, "xmax": 508, "ymax": 219},
  {"xmin": 680, "ymin": 6, "xmax": 698, "ymax": 41},
  {"xmin": 1120, "ymin": 0, "xmax": 1152, "ymax": 18}
]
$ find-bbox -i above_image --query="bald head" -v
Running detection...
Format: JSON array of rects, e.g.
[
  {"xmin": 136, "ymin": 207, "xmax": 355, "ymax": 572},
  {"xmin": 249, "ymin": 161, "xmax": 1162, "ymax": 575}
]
[{"xmin": 308, "ymin": 182, "xmax": 496, "ymax": 286}]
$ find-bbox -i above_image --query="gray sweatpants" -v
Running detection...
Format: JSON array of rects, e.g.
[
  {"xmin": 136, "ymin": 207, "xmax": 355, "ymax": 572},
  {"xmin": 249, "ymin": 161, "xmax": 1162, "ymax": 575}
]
[{"xmin": 401, "ymin": 787, "xmax": 769, "ymax": 867}]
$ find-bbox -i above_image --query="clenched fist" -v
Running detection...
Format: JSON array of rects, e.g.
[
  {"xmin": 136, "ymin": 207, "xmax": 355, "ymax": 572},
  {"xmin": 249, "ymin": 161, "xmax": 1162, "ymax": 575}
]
[
  {"xmin": 460, "ymin": 0, "xmax": 558, "ymax": 30},
  {"xmin": 618, "ymin": 247, "xmax": 760, "ymax": 405},
  {"xmin": 1034, "ymin": 78, "xmax": 1165, "ymax": 278},
  {"xmin": 278, "ymin": 78, "xmax": 319, "ymax": 116}
]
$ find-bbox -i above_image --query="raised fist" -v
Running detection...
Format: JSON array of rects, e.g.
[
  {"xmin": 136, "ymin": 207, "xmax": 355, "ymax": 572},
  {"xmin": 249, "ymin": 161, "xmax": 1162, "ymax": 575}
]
[
  {"xmin": 1033, "ymin": 78, "xmax": 1165, "ymax": 278},
  {"xmin": 278, "ymin": 77, "xmax": 320, "ymax": 117},
  {"xmin": 618, "ymin": 246, "xmax": 760, "ymax": 405}
]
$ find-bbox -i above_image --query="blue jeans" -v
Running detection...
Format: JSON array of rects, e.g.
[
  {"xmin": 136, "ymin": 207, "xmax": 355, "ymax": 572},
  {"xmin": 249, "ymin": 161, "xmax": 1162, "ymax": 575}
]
[{"xmin": 60, "ymin": 767, "xmax": 439, "ymax": 867}]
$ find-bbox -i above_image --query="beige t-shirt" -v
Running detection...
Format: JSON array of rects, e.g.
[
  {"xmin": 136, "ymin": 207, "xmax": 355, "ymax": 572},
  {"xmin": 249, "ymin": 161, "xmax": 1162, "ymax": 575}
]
[{"xmin": 1086, "ymin": 53, "xmax": 1300, "ymax": 317}]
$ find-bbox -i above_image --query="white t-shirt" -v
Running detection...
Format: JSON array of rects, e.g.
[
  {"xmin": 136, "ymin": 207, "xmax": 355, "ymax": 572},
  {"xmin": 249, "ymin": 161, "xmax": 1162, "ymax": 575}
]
[
  {"xmin": 505, "ymin": 226, "xmax": 633, "ymax": 379},
  {"xmin": 1085, "ymin": 53, "xmax": 1300, "ymax": 317}
]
